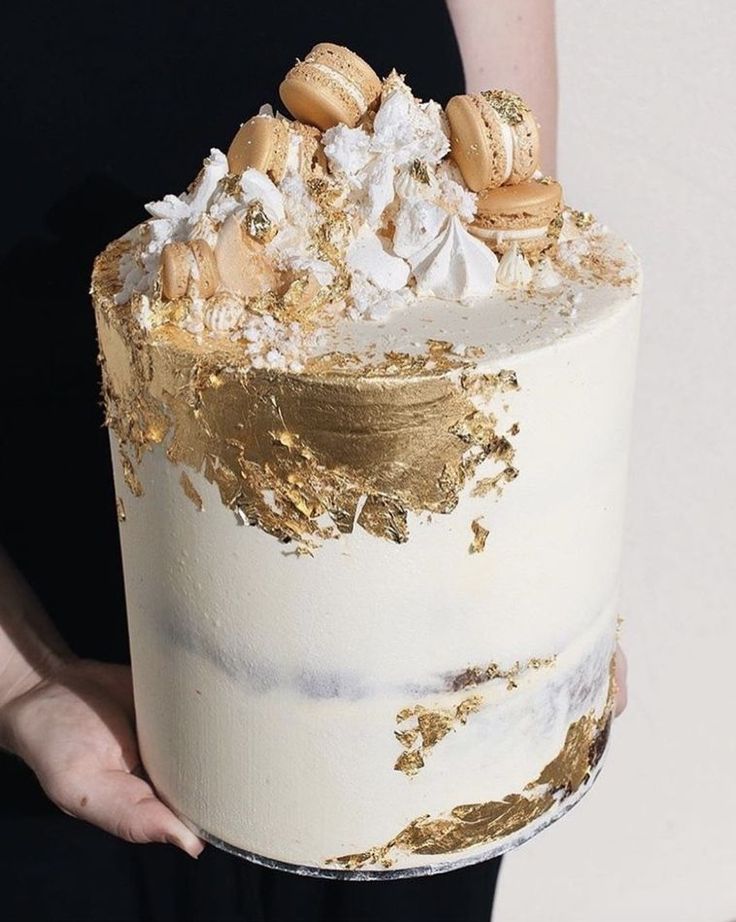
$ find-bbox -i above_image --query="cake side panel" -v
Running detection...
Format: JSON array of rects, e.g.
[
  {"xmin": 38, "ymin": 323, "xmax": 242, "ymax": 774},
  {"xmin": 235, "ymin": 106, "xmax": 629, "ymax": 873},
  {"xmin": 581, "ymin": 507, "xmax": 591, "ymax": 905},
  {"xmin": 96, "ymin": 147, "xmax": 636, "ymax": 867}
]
[{"xmin": 104, "ymin": 291, "xmax": 639, "ymax": 870}]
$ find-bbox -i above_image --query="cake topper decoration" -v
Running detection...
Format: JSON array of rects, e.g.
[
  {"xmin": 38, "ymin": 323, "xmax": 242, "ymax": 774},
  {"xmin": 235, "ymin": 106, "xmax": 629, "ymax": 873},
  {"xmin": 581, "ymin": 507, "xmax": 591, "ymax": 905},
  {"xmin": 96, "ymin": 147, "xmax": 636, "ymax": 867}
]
[
  {"xmin": 445, "ymin": 91, "xmax": 540, "ymax": 191},
  {"xmin": 110, "ymin": 41, "xmax": 630, "ymax": 370}
]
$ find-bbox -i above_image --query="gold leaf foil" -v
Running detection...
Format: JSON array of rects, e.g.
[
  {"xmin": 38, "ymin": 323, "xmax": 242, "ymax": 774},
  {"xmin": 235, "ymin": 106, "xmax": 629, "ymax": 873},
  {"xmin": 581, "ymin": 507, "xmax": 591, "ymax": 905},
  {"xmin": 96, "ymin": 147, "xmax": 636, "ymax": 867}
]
[
  {"xmin": 116, "ymin": 497, "xmax": 126, "ymax": 522},
  {"xmin": 243, "ymin": 200, "xmax": 275, "ymax": 242},
  {"xmin": 448, "ymin": 654, "xmax": 555, "ymax": 693},
  {"xmin": 570, "ymin": 209, "xmax": 596, "ymax": 230},
  {"xmin": 92, "ymin": 240, "xmax": 521, "ymax": 548},
  {"xmin": 180, "ymin": 470, "xmax": 204, "ymax": 511},
  {"xmin": 471, "ymin": 466, "xmax": 519, "ymax": 498},
  {"xmin": 330, "ymin": 657, "xmax": 616, "ymax": 870},
  {"xmin": 409, "ymin": 159, "xmax": 431, "ymax": 184},
  {"xmin": 393, "ymin": 696, "xmax": 483, "ymax": 777},
  {"xmin": 469, "ymin": 519, "xmax": 489, "ymax": 554}
]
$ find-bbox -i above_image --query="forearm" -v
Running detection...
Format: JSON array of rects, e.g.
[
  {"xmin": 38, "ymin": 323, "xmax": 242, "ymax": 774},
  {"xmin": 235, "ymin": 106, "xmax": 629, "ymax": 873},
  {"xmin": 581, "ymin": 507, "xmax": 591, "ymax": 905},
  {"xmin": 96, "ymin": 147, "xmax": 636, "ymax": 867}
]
[
  {"xmin": 0, "ymin": 547, "xmax": 74, "ymax": 725},
  {"xmin": 446, "ymin": 0, "xmax": 558, "ymax": 173}
]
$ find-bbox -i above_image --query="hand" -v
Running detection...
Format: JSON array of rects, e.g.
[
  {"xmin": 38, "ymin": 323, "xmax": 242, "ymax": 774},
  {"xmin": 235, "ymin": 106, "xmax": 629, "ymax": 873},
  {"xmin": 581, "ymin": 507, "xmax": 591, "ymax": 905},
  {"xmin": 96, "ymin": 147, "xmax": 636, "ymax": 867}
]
[
  {"xmin": 614, "ymin": 643, "xmax": 628, "ymax": 717},
  {"xmin": 0, "ymin": 657, "xmax": 203, "ymax": 858}
]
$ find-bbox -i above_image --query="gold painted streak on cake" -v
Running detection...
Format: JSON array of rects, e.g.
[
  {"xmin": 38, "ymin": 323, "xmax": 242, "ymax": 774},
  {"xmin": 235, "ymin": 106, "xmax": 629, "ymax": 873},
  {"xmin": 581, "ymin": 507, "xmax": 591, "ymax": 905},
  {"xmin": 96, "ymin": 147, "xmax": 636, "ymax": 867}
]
[
  {"xmin": 469, "ymin": 519, "xmax": 489, "ymax": 554},
  {"xmin": 329, "ymin": 658, "xmax": 616, "ymax": 871},
  {"xmin": 91, "ymin": 240, "xmax": 521, "ymax": 549},
  {"xmin": 394, "ymin": 696, "xmax": 483, "ymax": 777},
  {"xmin": 116, "ymin": 497, "xmax": 126, "ymax": 522},
  {"xmin": 180, "ymin": 471, "xmax": 204, "ymax": 511}
]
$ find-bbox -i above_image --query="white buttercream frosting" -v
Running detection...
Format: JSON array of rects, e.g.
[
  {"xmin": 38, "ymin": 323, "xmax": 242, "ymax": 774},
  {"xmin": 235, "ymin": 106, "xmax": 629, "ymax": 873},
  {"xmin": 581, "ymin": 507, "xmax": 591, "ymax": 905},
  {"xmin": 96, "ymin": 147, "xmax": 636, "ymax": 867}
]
[
  {"xmin": 472, "ymin": 225, "xmax": 548, "ymax": 242},
  {"xmin": 496, "ymin": 243, "xmax": 534, "ymax": 289},
  {"xmin": 499, "ymin": 121, "xmax": 515, "ymax": 183},
  {"xmin": 410, "ymin": 216, "xmax": 498, "ymax": 301}
]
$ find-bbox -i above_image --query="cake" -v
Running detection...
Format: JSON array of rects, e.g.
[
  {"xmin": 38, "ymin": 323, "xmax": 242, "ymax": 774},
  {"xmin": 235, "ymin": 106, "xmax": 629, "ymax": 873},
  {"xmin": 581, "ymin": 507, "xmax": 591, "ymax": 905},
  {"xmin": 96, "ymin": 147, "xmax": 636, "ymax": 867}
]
[{"xmin": 91, "ymin": 44, "xmax": 641, "ymax": 878}]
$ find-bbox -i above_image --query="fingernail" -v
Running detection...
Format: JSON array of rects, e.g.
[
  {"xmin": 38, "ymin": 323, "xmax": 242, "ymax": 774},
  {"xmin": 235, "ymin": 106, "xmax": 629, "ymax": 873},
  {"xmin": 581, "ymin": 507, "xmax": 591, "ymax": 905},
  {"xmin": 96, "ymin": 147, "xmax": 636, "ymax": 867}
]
[{"xmin": 167, "ymin": 833, "xmax": 205, "ymax": 859}]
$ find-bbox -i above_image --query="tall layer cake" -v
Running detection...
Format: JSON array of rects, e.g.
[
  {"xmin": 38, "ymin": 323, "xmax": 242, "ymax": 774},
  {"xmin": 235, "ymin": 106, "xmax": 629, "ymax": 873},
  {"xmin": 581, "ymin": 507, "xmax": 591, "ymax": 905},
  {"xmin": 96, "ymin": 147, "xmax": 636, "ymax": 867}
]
[{"xmin": 91, "ymin": 45, "xmax": 641, "ymax": 878}]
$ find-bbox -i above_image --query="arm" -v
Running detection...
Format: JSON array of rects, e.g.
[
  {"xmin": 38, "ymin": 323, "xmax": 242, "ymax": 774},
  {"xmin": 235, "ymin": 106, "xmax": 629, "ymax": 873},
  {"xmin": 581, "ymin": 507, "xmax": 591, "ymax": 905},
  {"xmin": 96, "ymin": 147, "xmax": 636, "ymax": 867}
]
[
  {"xmin": 446, "ymin": 0, "xmax": 558, "ymax": 173},
  {"xmin": 0, "ymin": 547, "xmax": 203, "ymax": 857}
]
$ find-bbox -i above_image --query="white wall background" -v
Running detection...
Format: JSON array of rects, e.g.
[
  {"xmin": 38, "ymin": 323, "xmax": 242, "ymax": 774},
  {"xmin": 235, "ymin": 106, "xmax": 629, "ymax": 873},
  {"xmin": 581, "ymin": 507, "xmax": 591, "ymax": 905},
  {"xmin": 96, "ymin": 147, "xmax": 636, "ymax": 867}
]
[{"xmin": 494, "ymin": 3, "xmax": 736, "ymax": 921}]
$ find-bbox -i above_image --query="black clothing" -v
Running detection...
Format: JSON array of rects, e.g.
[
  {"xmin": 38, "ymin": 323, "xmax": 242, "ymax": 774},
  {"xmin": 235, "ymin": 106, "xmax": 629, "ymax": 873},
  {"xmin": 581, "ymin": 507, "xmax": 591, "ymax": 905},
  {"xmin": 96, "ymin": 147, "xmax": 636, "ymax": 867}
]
[{"xmin": 0, "ymin": 2, "xmax": 501, "ymax": 918}]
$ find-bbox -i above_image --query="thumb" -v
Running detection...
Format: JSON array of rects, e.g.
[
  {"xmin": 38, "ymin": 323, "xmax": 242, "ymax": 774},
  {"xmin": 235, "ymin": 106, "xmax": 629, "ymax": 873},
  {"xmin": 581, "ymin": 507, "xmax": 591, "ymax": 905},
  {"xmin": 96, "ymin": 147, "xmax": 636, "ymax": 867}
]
[{"xmin": 64, "ymin": 769, "xmax": 205, "ymax": 858}]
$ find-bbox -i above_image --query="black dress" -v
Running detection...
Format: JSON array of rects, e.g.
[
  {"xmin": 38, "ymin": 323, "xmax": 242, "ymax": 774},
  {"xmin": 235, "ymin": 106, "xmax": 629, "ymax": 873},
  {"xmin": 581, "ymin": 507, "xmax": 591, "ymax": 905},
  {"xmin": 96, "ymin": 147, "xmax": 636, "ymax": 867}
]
[{"xmin": 0, "ymin": 2, "xmax": 501, "ymax": 918}]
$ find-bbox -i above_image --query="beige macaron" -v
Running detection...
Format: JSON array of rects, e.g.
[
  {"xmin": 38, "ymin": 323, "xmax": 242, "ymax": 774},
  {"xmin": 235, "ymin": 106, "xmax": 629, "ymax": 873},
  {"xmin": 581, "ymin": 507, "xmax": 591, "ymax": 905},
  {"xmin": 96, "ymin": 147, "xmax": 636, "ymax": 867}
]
[
  {"xmin": 469, "ymin": 179, "xmax": 563, "ymax": 259},
  {"xmin": 161, "ymin": 239, "xmax": 219, "ymax": 300},
  {"xmin": 214, "ymin": 213, "xmax": 284, "ymax": 299},
  {"xmin": 279, "ymin": 42, "xmax": 381, "ymax": 130},
  {"xmin": 446, "ymin": 90, "xmax": 540, "ymax": 192},
  {"xmin": 227, "ymin": 115, "xmax": 292, "ymax": 181}
]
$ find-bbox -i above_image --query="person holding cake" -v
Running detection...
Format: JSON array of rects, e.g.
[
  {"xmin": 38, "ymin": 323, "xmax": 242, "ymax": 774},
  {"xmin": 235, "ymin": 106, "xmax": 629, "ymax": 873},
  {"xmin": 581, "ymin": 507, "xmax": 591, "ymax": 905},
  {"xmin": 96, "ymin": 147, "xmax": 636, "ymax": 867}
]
[{"xmin": 0, "ymin": 2, "xmax": 631, "ymax": 920}]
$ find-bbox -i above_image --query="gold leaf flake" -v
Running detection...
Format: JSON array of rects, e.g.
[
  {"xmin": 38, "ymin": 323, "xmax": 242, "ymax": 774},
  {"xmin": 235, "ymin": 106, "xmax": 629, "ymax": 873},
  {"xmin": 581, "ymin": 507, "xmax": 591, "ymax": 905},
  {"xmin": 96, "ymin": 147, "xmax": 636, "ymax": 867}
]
[
  {"xmin": 448, "ymin": 654, "xmax": 556, "ymax": 693},
  {"xmin": 243, "ymin": 200, "xmax": 275, "ymax": 242},
  {"xmin": 409, "ymin": 159, "xmax": 431, "ymax": 184},
  {"xmin": 480, "ymin": 89, "xmax": 530, "ymax": 125},
  {"xmin": 180, "ymin": 470, "xmax": 204, "ymax": 511},
  {"xmin": 394, "ymin": 696, "xmax": 484, "ymax": 777},
  {"xmin": 469, "ymin": 519, "xmax": 489, "ymax": 554}
]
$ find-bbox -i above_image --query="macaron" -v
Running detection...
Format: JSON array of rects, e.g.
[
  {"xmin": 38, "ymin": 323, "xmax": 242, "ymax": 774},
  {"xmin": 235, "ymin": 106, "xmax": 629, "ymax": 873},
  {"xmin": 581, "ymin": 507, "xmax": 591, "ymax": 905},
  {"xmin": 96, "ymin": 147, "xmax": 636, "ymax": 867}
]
[
  {"xmin": 291, "ymin": 122, "xmax": 328, "ymax": 175},
  {"xmin": 227, "ymin": 114, "xmax": 291, "ymax": 181},
  {"xmin": 469, "ymin": 179, "xmax": 563, "ymax": 259},
  {"xmin": 188, "ymin": 239, "xmax": 219, "ymax": 298},
  {"xmin": 161, "ymin": 242, "xmax": 190, "ymax": 300},
  {"xmin": 214, "ymin": 213, "xmax": 283, "ymax": 299},
  {"xmin": 279, "ymin": 43, "xmax": 382, "ymax": 130},
  {"xmin": 445, "ymin": 90, "xmax": 540, "ymax": 192},
  {"xmin": 161, "ymin": 239, "xmax": 219, "ymax": 300}
]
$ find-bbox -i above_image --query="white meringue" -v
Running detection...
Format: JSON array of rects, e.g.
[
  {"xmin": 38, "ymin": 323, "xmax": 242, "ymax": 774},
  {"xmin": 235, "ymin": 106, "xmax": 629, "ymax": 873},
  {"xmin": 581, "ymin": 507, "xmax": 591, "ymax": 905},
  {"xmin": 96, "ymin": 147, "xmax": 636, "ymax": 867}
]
[
  {"xmin": 267, "ymin": 174, "xmax": 335, "ymax": 286},
  {"xmin": 323, "ymin": 73, "xmax": 450, "ymax": 230},
  {"xmin": 410, "ymin": 216, "xmax": 497, "ymax": 301},
  {"xmin": 496, "ymin": 243, "xmax": 534, "ymax": 289},
  {"xmin": 346, "ymin": 227, "xmax": 410, "ymax": 291},
  {"xmin": 203, "ymin": 299, "xmax": 245, "ymax": 335},
  {"xmin": 239, "ymin": 168, "xmax": 286, "ymax": 225},
  {"xmin": 183, "ymin": 149, "xmax": 229, "ymax": 216},
  {"xmin": 533, "ymin": 258, "xmax": 563, "ymax": 291},
  {"xmin": 392, "ymin": 198, "xmax": 448, "ymax": 261}
]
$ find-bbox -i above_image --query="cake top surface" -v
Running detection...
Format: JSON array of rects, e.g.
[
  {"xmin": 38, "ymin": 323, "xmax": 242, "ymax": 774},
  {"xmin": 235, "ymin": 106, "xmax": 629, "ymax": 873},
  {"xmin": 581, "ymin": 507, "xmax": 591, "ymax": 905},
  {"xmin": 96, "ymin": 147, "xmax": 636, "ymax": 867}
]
[{"xmin": 95, "ymin": 46, "xmax": 640, "ymax": 379}]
